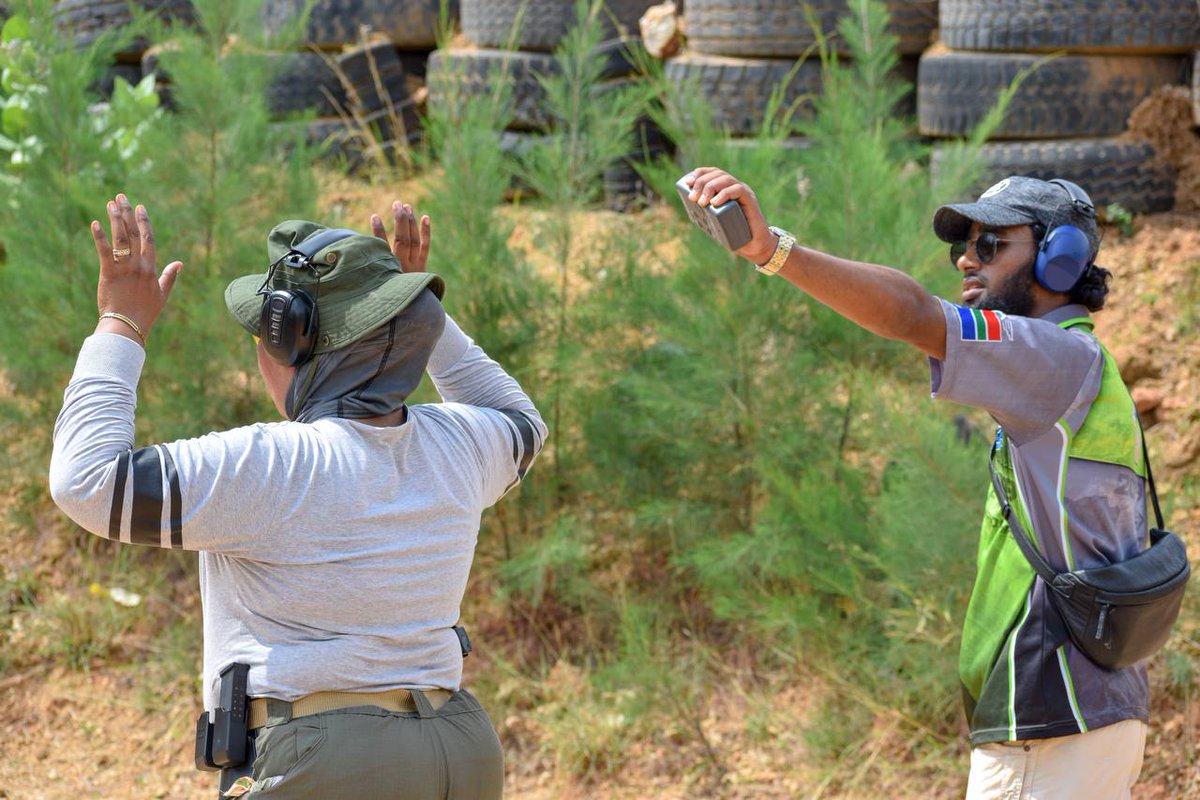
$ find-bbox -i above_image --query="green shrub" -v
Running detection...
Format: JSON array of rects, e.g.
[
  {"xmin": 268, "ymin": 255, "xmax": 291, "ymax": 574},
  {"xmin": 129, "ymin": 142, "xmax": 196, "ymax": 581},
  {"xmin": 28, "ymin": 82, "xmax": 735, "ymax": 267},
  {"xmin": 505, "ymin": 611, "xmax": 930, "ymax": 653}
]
[
  {"xmin": 0, "ymin": 1, "xmax": 156, "ymax": 400},
  {"xmin": 0, "ymin": 0, "xmax": 316, "ymax": 454},
  {"xmin": 548, "ymin": 0, "xmax": 1022, "ymax": 767}
]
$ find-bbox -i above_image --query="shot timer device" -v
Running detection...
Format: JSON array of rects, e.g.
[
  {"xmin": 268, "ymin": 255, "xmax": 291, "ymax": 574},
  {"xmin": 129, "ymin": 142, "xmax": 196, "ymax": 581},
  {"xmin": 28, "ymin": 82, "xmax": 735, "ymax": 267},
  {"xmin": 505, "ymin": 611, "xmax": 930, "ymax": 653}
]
[{"xmin": 675, "ymin": 176, "xmax": 752, "ymax": 252}]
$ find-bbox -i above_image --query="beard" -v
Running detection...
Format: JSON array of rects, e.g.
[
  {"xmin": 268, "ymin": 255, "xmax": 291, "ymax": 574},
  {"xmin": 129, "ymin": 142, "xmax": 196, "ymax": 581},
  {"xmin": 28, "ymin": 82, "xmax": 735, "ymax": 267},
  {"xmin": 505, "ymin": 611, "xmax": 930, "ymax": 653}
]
[{"xmin": 974, "ymin": 261, "xmax": 1036, "ymax": 316}]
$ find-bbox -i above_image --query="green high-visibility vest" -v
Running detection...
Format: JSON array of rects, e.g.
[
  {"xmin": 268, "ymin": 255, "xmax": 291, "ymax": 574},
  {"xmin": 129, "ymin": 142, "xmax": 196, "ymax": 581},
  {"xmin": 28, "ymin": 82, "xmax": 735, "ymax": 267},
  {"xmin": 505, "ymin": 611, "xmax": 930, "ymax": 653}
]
[{"xmin": 959, "ymin": 318, "xmax": 1144, "ymax": 706}]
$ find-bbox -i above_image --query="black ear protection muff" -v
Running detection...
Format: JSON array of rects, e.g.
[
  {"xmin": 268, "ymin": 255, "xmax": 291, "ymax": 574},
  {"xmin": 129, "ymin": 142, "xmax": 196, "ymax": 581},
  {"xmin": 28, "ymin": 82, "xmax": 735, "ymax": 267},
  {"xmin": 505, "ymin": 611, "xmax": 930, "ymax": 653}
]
[
  {"xmin": 1034, "ymin": 179, "xmax": 1095, "ymax": 294},
  {"xmin": 257, "ymin": 228, "xmax": 357, "ymax": 366}
]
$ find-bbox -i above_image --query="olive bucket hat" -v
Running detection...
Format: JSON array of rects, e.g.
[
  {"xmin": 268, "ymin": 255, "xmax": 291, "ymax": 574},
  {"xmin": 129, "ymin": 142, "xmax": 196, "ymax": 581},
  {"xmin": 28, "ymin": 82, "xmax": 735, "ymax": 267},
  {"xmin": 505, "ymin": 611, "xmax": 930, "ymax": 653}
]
[{"xmin": 224, "ymin": 220, "xmax": 445, "ymax": 356}]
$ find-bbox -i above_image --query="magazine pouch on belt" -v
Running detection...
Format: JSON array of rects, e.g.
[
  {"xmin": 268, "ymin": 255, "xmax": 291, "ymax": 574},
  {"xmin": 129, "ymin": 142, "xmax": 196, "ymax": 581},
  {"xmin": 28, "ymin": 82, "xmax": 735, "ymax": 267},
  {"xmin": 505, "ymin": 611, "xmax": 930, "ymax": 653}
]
[{"xmin": 989, "ymin": 433, "xmax": 1189, "ymax": 671}]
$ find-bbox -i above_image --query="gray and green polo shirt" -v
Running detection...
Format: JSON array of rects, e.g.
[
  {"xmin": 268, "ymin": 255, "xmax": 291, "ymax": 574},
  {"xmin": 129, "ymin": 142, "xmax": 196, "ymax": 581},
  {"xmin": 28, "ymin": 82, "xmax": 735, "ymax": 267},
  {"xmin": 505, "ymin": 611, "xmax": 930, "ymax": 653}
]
[{"xmin": 929, "ymin": 300, "xmax": 1150, "ymax": 746}]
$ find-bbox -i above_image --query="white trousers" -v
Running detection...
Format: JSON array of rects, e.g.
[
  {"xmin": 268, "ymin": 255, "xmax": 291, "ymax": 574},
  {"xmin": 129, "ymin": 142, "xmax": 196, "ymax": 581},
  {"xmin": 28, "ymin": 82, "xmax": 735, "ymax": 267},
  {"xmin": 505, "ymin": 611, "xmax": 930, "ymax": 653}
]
[{"xmin": 965, "ymin": 719, "xmax": 1147, "ymax": 800}]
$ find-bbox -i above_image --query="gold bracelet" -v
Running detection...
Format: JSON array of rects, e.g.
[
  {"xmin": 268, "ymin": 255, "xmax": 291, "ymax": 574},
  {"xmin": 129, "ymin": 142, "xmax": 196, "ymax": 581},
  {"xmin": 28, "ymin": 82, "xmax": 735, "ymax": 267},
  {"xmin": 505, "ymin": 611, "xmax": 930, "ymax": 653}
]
[{"xmin": 99, "ymin": 312, "xmax": 147, "ymax": 346}]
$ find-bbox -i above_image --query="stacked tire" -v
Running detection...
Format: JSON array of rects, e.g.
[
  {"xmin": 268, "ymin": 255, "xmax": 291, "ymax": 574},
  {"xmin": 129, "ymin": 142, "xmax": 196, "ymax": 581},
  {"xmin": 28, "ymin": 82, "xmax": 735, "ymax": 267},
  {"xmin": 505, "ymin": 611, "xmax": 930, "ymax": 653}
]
[
  {"xmin": 330, "ymin": 41, "xmax": 427, "ymax": 171},
  {"xmin": 427, "ymin": 0, "xmax": 663, "ymax": 210},
  {"xmin": 665, "ymin": 0, "xmax": 936, "ymax": 139},
  {"xmin": 253, "ymin": 0, "xmax": 446, "ymax": 171},
  {"xmin": 140, "ymin": 46, "xmax": 354, "ymax": 121},
  {"xmin": 54, "ymin": 0, "xmax": 199, "ymax": 99},
  {"xmin": 921, "ymin": 0, "xmax": 1200, "ymax": 213},
  {"xmin": 116, "ymin": 1, "xmax": 445, "ymax": 171}
]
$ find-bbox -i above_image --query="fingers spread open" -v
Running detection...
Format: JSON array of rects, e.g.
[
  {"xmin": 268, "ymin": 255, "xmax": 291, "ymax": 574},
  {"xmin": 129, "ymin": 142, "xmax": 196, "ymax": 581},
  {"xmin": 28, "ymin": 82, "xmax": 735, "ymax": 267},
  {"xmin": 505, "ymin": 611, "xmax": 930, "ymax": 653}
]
[
  {"xmin": 107, "ymin": 201, "xmax": 130, "ymax": 260},
  {"xmin": 418, "ymin": 215, "xmax": 431, "ymax": 267},
  {"xmin": 370, "ymin": 214, "xmax": 387, "ymax": 241},
  {"xmin": 91, "ymin": 220, "xmax": 113, "ymax": 267},
  {"xmin": 117, "ymin": 195, "xmax": 139, "ymax": 261},
  {"xmin": 136, "ymin": 205, "xmax": 157, "ymax": 268}
]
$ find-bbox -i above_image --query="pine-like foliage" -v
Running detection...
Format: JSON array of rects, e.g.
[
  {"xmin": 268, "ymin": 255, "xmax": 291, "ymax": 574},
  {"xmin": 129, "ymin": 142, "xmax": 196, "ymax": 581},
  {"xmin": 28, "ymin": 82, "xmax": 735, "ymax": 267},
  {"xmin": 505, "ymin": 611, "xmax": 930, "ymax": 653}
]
[
  {"xmin": 464, "ymin": 0, "xmax": 1023, "ymax": 773},
  {"xmin": 0, "ymin": 0, "xmax": 318, "ymax": 453}
]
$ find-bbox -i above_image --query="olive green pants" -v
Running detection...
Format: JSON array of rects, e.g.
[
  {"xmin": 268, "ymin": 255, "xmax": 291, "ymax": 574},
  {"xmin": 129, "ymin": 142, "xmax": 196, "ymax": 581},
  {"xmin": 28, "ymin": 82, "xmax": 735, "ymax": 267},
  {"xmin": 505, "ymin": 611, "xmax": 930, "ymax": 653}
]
[{"xmin": 235, "ymin": 689, "xmax": 503, "ymax": 798}]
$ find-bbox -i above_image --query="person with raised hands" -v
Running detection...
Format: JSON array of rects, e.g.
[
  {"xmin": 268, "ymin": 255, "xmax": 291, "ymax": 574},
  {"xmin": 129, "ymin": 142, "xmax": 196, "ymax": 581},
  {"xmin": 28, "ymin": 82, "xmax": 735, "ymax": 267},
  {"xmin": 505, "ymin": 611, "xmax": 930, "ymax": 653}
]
[{"xmin": 51, "ymin": 195, "xmax": 544, "ymax": 799}]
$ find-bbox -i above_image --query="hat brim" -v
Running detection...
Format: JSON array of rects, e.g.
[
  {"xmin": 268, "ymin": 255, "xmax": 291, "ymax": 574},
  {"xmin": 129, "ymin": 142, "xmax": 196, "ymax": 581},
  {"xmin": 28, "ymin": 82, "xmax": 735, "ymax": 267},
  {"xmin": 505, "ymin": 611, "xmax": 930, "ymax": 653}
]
[
  {"xmin": 225, "ymin": 270, "xmax": 446, "ymax": 355},
  {"xmin": 932, "ymin": 201, "xmax": 1038, "ymax": 243}
]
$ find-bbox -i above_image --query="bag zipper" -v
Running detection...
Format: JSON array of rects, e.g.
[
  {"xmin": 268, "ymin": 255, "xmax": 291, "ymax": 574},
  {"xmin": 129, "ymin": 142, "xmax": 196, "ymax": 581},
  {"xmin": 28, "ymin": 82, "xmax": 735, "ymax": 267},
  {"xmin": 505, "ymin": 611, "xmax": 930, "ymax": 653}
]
[{"xmin": 1095, "ymin": 602, "xmax": 1112, "ymax": 645}]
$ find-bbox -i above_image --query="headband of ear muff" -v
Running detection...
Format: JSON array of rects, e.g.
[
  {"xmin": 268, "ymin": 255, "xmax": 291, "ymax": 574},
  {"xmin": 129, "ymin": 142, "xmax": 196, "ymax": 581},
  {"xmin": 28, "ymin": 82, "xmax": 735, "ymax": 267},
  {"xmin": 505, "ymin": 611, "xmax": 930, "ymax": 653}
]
[{"xmin": 258, "ymin": 228, "xmax": 357, "ymax": 366}]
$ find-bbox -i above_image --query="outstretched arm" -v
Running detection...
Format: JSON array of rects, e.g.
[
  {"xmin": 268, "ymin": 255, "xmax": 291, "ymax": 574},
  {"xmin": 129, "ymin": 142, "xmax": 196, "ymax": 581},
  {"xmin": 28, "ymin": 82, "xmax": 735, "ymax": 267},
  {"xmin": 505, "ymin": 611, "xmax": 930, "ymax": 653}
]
[{"xmin": 684, "ymin": 168, "xmax": 947, "ymax": 359}]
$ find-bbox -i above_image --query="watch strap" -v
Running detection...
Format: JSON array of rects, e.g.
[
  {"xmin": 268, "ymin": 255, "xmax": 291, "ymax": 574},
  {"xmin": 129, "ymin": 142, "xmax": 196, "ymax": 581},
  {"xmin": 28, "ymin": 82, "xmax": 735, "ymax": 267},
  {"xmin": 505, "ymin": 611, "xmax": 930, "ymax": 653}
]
[{"xmin": 756, "ymin": 226, "xmax": 796, "ymax": 275}]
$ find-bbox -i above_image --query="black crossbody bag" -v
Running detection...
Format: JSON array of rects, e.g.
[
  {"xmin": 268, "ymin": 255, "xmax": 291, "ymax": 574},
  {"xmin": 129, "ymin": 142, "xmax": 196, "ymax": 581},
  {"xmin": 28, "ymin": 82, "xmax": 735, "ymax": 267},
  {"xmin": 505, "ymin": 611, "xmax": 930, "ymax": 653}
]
[{"xmin": 988, "ymin": 432, "xmax": 1189, "ymax": 671}]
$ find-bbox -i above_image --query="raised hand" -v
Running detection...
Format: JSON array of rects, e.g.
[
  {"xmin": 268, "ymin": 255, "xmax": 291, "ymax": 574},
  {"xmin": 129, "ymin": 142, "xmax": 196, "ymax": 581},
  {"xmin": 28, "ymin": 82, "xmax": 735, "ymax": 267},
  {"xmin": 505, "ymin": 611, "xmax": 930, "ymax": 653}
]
[
  {"xmin": 370, "ymin": 201, "xmax": 431, "ymax": 273},
  {"xmin": 682, "ymin": 168, "xmax": 778, "ymax": 267},
  {"xmin": 91, "ymin": 193, "xmax": 182, "ymax": 346}
]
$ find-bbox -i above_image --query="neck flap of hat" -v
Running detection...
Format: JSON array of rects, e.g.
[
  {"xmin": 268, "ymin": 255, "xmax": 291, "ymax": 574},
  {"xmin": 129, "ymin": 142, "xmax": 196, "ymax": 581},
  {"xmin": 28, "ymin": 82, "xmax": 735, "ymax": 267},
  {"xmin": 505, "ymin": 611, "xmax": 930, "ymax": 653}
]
[{"xmin": 285, "ymin": 289, "xmax": 446, "ymax": 423}]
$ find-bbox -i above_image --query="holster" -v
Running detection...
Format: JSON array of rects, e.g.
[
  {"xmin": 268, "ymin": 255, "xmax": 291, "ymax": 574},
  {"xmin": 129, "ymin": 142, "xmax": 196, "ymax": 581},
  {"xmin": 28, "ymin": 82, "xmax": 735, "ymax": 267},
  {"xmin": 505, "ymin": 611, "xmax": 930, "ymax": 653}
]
[{"xmin": 195, "ymin": 663, "xmax": 252, "ymax": 772}]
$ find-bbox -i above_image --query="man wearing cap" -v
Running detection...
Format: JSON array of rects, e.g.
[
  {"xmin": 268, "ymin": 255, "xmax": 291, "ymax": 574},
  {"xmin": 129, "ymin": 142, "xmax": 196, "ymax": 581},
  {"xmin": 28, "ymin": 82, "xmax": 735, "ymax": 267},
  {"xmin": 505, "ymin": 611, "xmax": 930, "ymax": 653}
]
[
  {"xmin": 49, "ymin": 195, "xmax": 544, "ymax": 798},
  {"xmin": 682, "ymin": 169, "xmax": 1149, "ymax": 798}
]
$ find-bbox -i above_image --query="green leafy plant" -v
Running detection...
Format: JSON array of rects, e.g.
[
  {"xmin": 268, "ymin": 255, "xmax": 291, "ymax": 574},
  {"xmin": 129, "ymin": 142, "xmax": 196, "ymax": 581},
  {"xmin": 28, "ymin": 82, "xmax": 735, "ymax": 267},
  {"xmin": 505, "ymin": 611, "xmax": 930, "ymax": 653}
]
[
  {"xmin": 0, "ymin": 5, "xmax": 159, "ymax": 183},
  {"xmin": 0, "ymin": 1, "xmax": 158, "ymax": 412},
  {"xmin": 1104, "ymin": 202, "xmax": 1135, "ymax": 237}
]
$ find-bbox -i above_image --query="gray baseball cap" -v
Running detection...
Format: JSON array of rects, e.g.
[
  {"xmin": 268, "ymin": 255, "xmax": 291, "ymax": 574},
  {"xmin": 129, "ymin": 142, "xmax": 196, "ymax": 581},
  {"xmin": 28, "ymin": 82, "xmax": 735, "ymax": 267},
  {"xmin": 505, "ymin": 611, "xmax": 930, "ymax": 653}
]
[{"xmin": 933, "ymin": 176, "xmax": 1100, "ymax": 262}]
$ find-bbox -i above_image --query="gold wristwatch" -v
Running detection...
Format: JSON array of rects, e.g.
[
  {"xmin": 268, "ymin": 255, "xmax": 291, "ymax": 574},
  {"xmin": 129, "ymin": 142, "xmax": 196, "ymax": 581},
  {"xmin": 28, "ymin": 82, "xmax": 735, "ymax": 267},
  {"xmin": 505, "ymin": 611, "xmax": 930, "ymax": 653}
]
[{"xmin": 755, "ymin": 226, "xmax": 796, "ymax": 275}]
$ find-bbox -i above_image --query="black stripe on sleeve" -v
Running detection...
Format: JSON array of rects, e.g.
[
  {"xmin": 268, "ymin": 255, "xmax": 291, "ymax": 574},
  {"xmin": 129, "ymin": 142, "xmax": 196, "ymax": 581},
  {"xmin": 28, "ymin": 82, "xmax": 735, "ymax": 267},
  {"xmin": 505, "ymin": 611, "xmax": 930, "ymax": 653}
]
[
  {"xmin": 107, "ymin": 450, "xmax": 131, "ymax": 540},
  {"xmin": 498, "ymin": 409, "xmax": 539, "ymax": 479},
  {"xmin": 129, "ymin": 446, "xmax": 165, "ymax": 546},
  {"xmin": 161, "ymin": 447, "xmax": 183, "ymax": 549}
]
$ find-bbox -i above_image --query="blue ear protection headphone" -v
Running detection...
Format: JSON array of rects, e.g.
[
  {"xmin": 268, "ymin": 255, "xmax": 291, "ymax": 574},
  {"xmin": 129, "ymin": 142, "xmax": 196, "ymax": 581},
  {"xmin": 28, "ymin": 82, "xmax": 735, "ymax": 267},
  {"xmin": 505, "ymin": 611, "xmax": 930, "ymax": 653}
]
[
  {"xmin": 256, "ymin": 228, "xmax": 357, "ymax": 366},
  {"xmin": 1034, "ymin": 179, "xmax": 1095, "ymax": 294}
]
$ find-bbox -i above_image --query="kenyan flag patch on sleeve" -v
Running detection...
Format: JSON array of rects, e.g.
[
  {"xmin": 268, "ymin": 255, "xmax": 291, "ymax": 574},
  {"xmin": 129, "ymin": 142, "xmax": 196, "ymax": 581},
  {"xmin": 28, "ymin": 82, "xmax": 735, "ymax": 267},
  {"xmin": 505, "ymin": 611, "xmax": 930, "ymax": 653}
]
[{"xmin": 955, "ymin": 306, "xmax": 1008, "ymax": 342}]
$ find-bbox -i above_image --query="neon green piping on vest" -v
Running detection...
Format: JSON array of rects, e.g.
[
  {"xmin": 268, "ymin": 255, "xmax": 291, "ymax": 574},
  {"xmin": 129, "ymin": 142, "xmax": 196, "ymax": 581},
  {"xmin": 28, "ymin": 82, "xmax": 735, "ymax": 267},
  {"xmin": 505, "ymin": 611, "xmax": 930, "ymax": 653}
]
[
  {"xmin": 1056, "ymin": 645, "xmax": 1088, "ymax": 733},
  {"xmin": 1008, "ymin": 589, "xmax": 1035, "ymax": 740},
  {"xmin": 1057, "ymin": 316, "xmax": 1094, "ymax": 332},
  {"xmin": 1054, "ymin": 420, "xmax": 1077, "ymax": 571},
  {"xmin": 1057, "ymin": 319, "xmax": 1144, "ymax": 476}
]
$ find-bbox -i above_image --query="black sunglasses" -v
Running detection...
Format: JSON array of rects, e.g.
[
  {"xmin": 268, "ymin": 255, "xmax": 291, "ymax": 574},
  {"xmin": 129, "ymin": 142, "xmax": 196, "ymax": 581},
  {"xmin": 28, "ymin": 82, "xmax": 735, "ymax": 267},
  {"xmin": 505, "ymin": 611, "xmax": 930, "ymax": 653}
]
[{"xmin": 949, "ymin": 231, "xmax": 1032, "ymax": 267}]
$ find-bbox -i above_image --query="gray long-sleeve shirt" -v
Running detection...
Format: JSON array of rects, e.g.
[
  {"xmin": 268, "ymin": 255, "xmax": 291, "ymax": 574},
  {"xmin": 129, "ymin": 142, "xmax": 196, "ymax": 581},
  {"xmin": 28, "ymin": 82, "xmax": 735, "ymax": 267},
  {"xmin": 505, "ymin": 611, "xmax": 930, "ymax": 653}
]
[{"xmin": 50, "ymin": 316, "xmax": 545, "ymax": 710}]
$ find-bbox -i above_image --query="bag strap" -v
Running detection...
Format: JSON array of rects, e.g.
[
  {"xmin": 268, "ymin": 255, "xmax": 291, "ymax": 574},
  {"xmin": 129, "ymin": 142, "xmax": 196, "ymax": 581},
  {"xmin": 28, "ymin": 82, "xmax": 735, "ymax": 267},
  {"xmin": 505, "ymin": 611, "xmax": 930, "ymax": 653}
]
[
  {"xmin": 987, "ymin": 439, "xmax": 1061, "ymax": 585},
  {"xmin": 988, "ymin": 424, "xmax": 1166, "ymax": 586},
  {"xmin": 1142, "ymin": 431, "xmax": 1165, "ymax": 530}
]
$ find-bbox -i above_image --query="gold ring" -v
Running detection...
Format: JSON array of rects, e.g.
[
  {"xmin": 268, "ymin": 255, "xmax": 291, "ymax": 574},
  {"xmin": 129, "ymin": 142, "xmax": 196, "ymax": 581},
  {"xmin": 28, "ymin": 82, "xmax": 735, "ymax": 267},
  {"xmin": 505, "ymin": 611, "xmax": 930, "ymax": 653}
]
[{"xmin": 112, "ymin": 248, "xmax": 132, "ymax": 258}]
